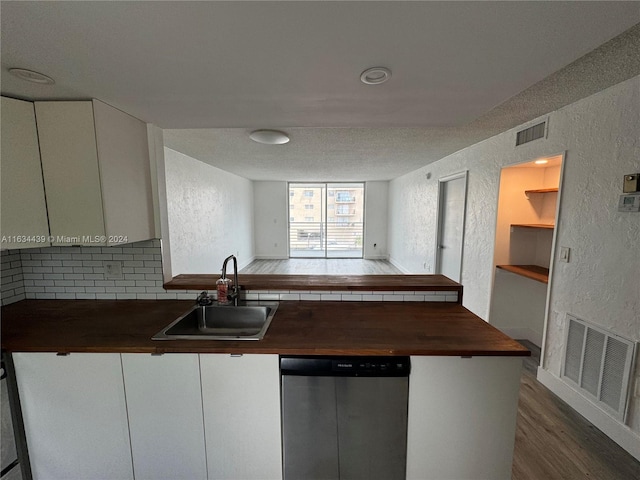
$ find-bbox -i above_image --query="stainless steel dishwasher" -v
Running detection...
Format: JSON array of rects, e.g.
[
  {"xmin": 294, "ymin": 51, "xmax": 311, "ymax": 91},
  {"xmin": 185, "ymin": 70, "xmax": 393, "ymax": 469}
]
[{"xmin": 280, "ymin": 356, "xmax": 410, "ymax": 480}]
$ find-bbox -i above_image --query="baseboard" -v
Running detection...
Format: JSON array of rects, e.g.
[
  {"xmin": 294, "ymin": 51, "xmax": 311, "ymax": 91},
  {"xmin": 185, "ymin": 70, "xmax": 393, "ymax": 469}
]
[
  {"xmin": 536, "ymin": 367, "xmax": 640, "ymax": 461},
  {"xmin": 252, "ymin": 255, "xmax": 289, "ymax": 260},
  {"xmin": 363, "ymin": 255, "xmax": 389, "ymax": 260},
  {"xmin": 388, "ymin": 256, "xmax": 411, "ymax": 274},
  {"xmin": 496, "ymin": 327, "xmax": 541, "ymax": 347}
]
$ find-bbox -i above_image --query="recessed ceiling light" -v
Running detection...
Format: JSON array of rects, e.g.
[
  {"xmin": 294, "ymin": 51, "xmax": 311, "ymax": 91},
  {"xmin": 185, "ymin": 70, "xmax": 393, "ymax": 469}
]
[
  {"xmin": 534, "ymin": 159, "xmax": 549, "ymax": 165},
  {"xmin": 8, "ymin": 68, "xmax": 55, "ymax": 85},
  {"xmin": 249, "ymin": 130, "xmax": 290, "ymax": 145},
  {"xmin": 360, "ymin": 67, "xmax": 392, "ymax": 85}
]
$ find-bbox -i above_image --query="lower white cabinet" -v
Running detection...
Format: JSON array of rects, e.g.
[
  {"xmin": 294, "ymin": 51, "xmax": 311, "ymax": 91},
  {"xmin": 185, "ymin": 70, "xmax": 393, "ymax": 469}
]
[
  {"xmin": 13, "ymin": 353, "xmax": 134, "ymax": 480},
  {"xmin": 13, "ymin": 352, "xmax": 283, "ymax": 480},
  {"xmin": 406, "ymin": 356, "xmax": 523, "ymax": 480},
  {"xmin": 200, "ymin": 354, "xmax": 283, "ymax": 480},
  {"xmin": 121, "ymin": 353, "xmax": 207, "ymax": 480}
]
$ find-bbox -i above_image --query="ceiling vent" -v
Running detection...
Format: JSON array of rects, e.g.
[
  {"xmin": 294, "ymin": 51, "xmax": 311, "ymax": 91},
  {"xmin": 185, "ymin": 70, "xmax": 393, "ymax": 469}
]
[
  {"xmin": 516, "ymin": 121, "xmax": 546, "ymax": 146},
  {"xmin": 561, "ymin": 314, "xmax": 636, "ymax": 422}
]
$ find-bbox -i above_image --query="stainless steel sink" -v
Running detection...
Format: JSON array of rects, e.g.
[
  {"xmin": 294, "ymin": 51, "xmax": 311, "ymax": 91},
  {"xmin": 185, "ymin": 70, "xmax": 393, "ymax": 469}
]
[{"xmin": 152, "ymin": 302, "xmax": 279, "ymax": 341}]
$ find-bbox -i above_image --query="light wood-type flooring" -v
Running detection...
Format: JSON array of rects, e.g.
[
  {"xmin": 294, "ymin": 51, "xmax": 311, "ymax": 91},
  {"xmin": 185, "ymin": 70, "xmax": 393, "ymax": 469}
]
[
  {"xmin": 240, "ymin": 258, "xmax": 402, "ymax": 275},
  {"xmin": 513, "ymin": 340, "xmax": 640, "ymax": 479}
]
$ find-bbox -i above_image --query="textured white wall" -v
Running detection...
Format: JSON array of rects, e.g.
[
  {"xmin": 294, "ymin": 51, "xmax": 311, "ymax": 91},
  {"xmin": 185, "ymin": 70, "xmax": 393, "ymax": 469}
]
[
  {"xmin": 164, "ymin": 148, "xmax": 254, "ymax": 275},
  {"xmin": 363, "ymin": 181, "xmax": 389, "ymax": 259},
  {"xmin": 389, "ymin": 76, "xmax": 640, "ymax": 436},
  {"xmin": 253, "ymin": 181, "xmax": 288, "ymax": 258}
]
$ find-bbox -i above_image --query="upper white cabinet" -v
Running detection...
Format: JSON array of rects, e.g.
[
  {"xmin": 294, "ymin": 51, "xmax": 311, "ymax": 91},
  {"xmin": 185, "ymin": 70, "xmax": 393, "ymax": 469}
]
[
  {"xmin": 121, "ymin": 353, "xmax": 207, "ymax": 480},
  {"xmin": 200, "ymin": 354, "xmax": 283, "ymax": 480},
  {"xmin": 34, "ymin": 100, "xmax": 154, "ymax": 246},
  {"xmin": 13, "ymin": 353, "xmax": 134, "ymax": 480},
  {"xmin": 0, "ymin": 97, "xmax": 50, "ymax": 250}
]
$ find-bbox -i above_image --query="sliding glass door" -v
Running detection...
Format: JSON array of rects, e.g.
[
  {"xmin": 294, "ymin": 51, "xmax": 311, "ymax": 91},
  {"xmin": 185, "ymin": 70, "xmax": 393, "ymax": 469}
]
[{"xmin": 289, "ymin": 183, "xmax": 364, "ymax": 258}]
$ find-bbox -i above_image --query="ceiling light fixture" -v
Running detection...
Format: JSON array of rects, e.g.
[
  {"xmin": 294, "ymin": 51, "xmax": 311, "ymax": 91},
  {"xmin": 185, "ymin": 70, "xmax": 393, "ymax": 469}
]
[
  {"xmin": 534, "ymin": 159, "xmax": 549, "ymax": 165},
  {"xmin": 360, "ymin": 67, "xmax": 392, "ymax": 85},
  {"xmin": 249, "ymin": 129, "xmax": 290, "ymax": 145},
  {"xmin": 8, "ymin": 68, "xmax": 55, "ymax": 85}
]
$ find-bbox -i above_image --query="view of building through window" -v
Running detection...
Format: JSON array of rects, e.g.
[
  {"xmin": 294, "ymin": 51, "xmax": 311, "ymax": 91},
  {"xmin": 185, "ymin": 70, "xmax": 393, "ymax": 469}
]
[{"xmin": 288, "ymin": 183, "xmax": 364, "ymax": 258}]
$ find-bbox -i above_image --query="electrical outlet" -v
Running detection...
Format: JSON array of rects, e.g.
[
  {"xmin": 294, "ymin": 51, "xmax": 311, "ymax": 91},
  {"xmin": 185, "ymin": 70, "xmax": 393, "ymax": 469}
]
[
  {"xmin": 559, "ymin": 246, "xmax": 570, "ymax": 263},
  {"xmin": 104, "ymin": 261, "xmax": 123, "ymax": 280}
]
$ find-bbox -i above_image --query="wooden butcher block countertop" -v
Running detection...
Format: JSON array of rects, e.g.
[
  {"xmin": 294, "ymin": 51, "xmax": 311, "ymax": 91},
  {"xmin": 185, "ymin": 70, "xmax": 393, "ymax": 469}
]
[
  {"xmin": 1, "ymin": 300, "xmax": 528, "ymax": 357},
  {"xmin": 165, "ymin": 273, "xmax": 463, "ymax": 295}
]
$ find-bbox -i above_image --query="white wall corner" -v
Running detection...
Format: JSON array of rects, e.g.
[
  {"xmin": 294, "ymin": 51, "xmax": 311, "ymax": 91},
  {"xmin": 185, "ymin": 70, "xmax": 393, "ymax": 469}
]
[{"xmin": 536, "ymin": 366, "xmax": 640, "ymax": 461}]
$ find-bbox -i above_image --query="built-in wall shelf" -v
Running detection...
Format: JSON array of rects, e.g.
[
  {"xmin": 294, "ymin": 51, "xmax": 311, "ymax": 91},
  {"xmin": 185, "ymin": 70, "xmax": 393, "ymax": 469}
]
[
  {"xmin": 511, "ymin": 223, "xmax": 554, "ymax": 230},
  {"xmin": 525, "ymin": 187, "xmax": 558, "ymax": 195},
  {"xmin": 496, "ymin": 265, "xmax": 549, "ymax": 284}
]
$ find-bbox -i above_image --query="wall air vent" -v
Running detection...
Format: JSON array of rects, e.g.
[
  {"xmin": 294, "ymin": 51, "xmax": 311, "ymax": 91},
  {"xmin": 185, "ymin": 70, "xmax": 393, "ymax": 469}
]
[
  {"xmin": 561, "ymin": 314, "xmax": 636, "ymax": 422},
  {"xmin": 516, "ymin": 121, "xmax": 546, "ymax": 146}
]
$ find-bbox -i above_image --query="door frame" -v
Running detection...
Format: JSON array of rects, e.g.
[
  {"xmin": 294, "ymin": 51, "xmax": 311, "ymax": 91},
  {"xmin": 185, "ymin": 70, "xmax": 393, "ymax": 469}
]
[
  {"xmin": 486, "ymin": 152, "xmax": 566, "ymax": 361},
  {"xmin": 434, "ymin": 170, "xmax": 469, "ymax": 282}
]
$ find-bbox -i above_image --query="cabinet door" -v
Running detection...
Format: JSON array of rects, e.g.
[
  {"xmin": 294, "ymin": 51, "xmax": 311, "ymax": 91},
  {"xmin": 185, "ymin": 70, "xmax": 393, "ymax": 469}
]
[
  {"xmin": 92, "ymin": 100, "xmax": 155, "ymax": 245},
  {"xmin": 406, "ymin": 356, "xmax": 522, "ymax": 480},
  {"xmin": 35, "ymin": 101, "xmax": 106, "ymax": 245},
  {"xmin": 200, "ymin": 354, "xmax": 283, "ymax": 480},
  {"xmin": 12, "ymin": 353, "xmax": 133, "ymax": 480},
  {"xmin": 0, "ymin": 97, "xmax": 50, "ymax": 249},
  {"xmin": 121, "ymin": 353, "xmax": 207, "ymax": 480}
]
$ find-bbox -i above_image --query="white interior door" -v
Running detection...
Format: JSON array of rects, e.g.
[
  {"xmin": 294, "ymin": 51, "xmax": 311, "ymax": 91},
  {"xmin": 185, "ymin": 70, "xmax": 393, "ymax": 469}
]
[{"xmin": 435, "ymin": 172, "xmax": 468, "ymax": 282}]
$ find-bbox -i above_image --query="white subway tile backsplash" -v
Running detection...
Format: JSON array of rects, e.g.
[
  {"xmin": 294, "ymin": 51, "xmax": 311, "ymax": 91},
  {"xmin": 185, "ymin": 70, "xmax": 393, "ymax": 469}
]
[
  {"xmin": 116, "ymin": 293, "xmax": 137, "ymax": 300},
  {"xmin": 76, "ymin": 293, "xmax": 97, "ymax": 300},
  {"xmin": 42, "ymin": 260, "xmax": 62, "ymax": 267},
  {"xmin": 55, "ymin": 293, "xmax": 76, "ymax": 299},
  {"xmin": 321, "ymin": 294, "xmax": 342, "ymax": 301},
  {"xmin": 280, "ymin": 294, "xmax": 301, "ymax": 301},
  {"xmin": 95, "ymin": 293, "xmax": 117, "ymax": 299},
  {"xmin": 362, "ymin": 295, "xmax": 383, "ymax": 301},
  {"xmin": 300, "ymin": 294, "xmax": 321, "ymax": 300},
  {"xmin": 342, "ymin": 294, "xmax": 363, "ymax": 301},
  {"xmin": 383, "ymin": 294, "xmax": 403, "ymax": 301},
  {"xmin": 404, "ymin": 295, "xmax": 426, "ymax": 302},
  {"xmin": 136, "ymin": 293, "xmax": 157, "ymax": 300},
  {"xmin": 32, "ymin": 267, "xmax": 53, "ymax": 274}
]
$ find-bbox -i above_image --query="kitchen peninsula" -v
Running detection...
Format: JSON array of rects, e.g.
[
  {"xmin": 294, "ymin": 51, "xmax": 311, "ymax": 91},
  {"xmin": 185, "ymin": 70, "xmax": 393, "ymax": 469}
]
[{"xmin": 2, "ymin": 274, "xmax": 528, "ymax": 480}]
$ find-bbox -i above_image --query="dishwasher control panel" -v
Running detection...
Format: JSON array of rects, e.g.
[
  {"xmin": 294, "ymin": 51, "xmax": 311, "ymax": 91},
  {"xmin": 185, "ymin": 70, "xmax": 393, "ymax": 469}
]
[{"xmin": 280, "ymin": 356, "xmax": 410, "ymax": 377}]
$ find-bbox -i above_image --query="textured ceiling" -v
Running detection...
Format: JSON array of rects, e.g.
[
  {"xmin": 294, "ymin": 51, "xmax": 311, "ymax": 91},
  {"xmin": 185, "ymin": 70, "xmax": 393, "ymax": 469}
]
[
  {"xmin": 164, "ymin": 24, "xmax": 640, "ymax": 181},
  {"xmin": 2, "ymin": 2, "xmax": 639, "ymax": 180}
]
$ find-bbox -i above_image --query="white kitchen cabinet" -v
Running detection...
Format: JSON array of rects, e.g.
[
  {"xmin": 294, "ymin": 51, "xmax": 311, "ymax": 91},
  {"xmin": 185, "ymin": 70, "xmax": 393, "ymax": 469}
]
[
  {"xmin": 200, "ymin": 354, "xmax": 283, "ymax": 480},
  {"xmin": 0, "ymin": 97, "xmax": 50, "ymax": 250},
  {"xmin": 34, "ymin": 99, "xmax": 154, "ymax": 246},
  {"xmin": 406, "ymin": 356, "xmax": 522, "ymax": 480},
  {"xmin": 12, "ymin": 353, "xmax": 133, "ymax": 480},
  {"xmin": 121, "ymin": 353, "xmax": 207, "ymax": 480}
]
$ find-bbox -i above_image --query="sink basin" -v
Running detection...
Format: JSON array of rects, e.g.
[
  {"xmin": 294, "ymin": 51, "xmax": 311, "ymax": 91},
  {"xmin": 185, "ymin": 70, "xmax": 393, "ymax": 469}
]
[{"xmin": 152, "ymin": 302, "xmax": 279, "ymax": 341}]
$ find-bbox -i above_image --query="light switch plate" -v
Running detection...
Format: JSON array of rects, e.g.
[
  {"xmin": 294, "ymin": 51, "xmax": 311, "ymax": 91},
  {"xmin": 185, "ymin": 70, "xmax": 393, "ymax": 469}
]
[{"xmin": 559, "ymin": 246, "xmax": 570, "ymax": 263}]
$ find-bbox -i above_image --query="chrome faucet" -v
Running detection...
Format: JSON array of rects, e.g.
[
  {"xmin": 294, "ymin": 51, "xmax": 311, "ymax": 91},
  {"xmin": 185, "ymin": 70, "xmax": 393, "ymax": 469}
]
[{"xmin": 221, "ymin": 254, "xmax": 240, "ymax": 304}]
